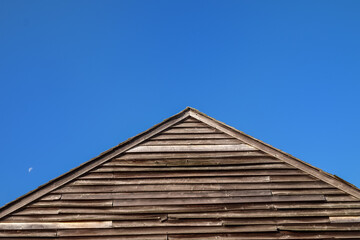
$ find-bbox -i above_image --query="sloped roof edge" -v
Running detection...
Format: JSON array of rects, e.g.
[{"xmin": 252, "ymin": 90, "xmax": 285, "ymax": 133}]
[
  {"xmin": 188, "ymin": 107, "xmax": 360, "ymax": 199},
  {"xmin": 1, "ymin": 107, "xmax": 359, "ymax": 219},
  {"xmin": 0, "ymin": 107, "xmax": 191, "ymax": 219}
]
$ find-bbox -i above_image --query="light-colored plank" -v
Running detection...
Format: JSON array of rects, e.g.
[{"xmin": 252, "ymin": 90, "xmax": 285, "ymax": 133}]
[
  {"xmin": 142, "ymin": 139, "xmax": 243, "ymax": 146},
  {"xmin": 330, "ymin": 216, "xmax": 360, "ymax": 223},
  {"xmin": 0, "ymin": 221, "xmax": 112, "ymax": 230},
  {"xmin": 126, "ymin": 144, "xmax": 256, "ymax": 153}
]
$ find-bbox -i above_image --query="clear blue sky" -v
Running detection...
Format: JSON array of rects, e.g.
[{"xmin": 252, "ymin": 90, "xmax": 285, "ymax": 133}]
[{"xmin": 1, "ymin": 0, "xmax": 360, "ymax": 207}]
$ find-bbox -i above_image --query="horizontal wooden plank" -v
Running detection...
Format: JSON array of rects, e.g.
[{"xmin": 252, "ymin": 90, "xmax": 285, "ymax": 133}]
[
  {"xmin": 172, "ymin": 122, "xmax": 210, "ymax": 127},
  {"xmin": 91, "ymin": 167, "xmax": 302, "ymax": 174},
  {"xmin": 142, "ymin": 139, "xmax": 243, "ymax": 146},
  {"xmin": 169, "ymin": 209, "xmax": 360, "ymax": 219},
  {"xmin": 278, "ymin": 223, "xmax": 360, "ymax": 231},
  {"xmin": 223, "ymin": 217, "xmax": 330, "ymax": 226},
  {"xmin": 112, "ymin": 195, "xmax": 325, "ymax": 207},
  {"xmin": 152, "ymin": 134, "xmax": 234, "ymax": 140},
  {"xmin": 330, "ymin": 216, "xmax": 360, "ymax": 223},
  {"xmin": 162, "ymin": 128, "xmax": 220, "ymax": 134},
  {"xmin": 0, "ymin": 230, "xmax": 57, "ymax": 237},
  {"xmin": 60, "ymin": 190, "xmax": 272, "ymax": 200},
  {"xmin": 81, "ymin": 169, "xmax": 305, "ymax": 179},
  {"xmin": 0, "ymin": 221, "xmax": 112, "ymax": 230},
  {"xmin": 71, "ymin": 176, "xmax": 271, "ymax": 185},
  {"xmin": 126, "ymin": 144, "xmax": 256, "ymax": 153},
  {"xmin": 103, "ymin": 159, "xmax": 283, "ymax": 167},
  {"xmin": 5, "ymin": 214, "xmax": 166, "ymax": 222},
  {"xmin": 112, "ymin": 219, "xmax": 223, "ymax": 228},
  {"xmin": 271, "ymin": 189, "xmax": 344, "ymax": 195},
  {"xmin": 117, "ymin": 151, "xmax": 268, "ymax": 160},
  {"xmin": 57, "ymin": 225, "xmax": 278, "ymax": 236},
  {"xmin": 325, "ymin": 195, "xmax": 360, "ymax": 202},
  {"xmin": 55, "ymin": 182, "xmax": 330, "ymax": 193},
  {"xmin": 168, "ymin": 232, "xmax": 360, "ymax": 240},
  {"xmin": 30, "ymin": 200, "xmax": 113, "ymax": 208},
  {"xmin": 274, "ymin": 202, "xmax": 360, "ymax": 209}
]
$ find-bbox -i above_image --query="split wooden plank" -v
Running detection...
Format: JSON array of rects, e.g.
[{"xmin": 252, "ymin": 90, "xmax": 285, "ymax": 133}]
[{"xmin": 126, "ymin": 144, "xmax": 256, "ymax": 153}]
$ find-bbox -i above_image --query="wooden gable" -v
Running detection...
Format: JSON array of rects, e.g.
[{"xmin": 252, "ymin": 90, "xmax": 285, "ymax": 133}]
[{"xmin": 1, "ymin": 107, "xmax": 360, "ymax": 239}]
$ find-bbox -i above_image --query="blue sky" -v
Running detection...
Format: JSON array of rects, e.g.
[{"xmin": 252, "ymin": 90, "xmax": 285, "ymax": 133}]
[{"xmin": 1, "ymin": 0, "xmax": 360, "ymax": 206}]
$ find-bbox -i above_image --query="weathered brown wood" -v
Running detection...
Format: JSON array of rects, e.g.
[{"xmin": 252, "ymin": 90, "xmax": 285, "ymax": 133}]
[
  {"xmin": 91, "ymin": 167, "xmax": 303, "ymax": 174},
  {"xmin": 271, "ymin": 189, "xmax": 344, "ymax": 195},
  {"xmin": 55, "ymin": 182, "xmax": 330, "ymax": 193},
  {"xmin": 30, "ymin": 200, "xmax": 113, "ymax": 207},
  {"xmin": 71, "ymin": 176, "xmax": 272, "ymax": 185},
  {"xmin": 112, "ymin": 195, "xmax": 325, "ymax": 207},
  {"xmin": 39, "ymin": 194, "xmax": 62, "ymax": 201},
  {"xmin": 169, "ymin": 209, "xmax": 360, "ymax": 219},
  {"xmin": 102, "ymin": 158, "xmax": 283, "ymax": 167},
  {"xmin": 60, "ymin": 190, "xmax": 272, "ymax": 200},
  {"xmin": 162, "ymin": 128, "xmax": 220, "ymax": 134},
  {"xmin": 143, "ymin": 139, "xmax": 243, "ymax": 146},
  {"xmin": 325, "ymin": 195, "xmax": 359, "ymax": 202},
  {"xmin": 117, "ymin": 151, "xmax": 268, "ymax": 160},
  {"xmin": 278, "ymin": 223, "xmax": 360, "ymax": 231},
  {"xmin": 152, "ymin": 133, "xmax": 234, "ymax": 140},
  {"xmin": 57, "ymin": 225, "xmax": 278, "ymax": 236},
  {"xmin": 0, "ymin": 230, "xmax": 57, "ymax": 237},
  {"xmin": 330, "ymin": 216, "xmax": 360, "ymax": 223},
  {"xmin": 126, "ymin": 144, "xmax": 256, "ymax": 153}
]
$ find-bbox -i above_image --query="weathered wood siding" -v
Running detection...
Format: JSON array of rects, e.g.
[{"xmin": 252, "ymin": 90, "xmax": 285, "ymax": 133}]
[{"xmin": 1, "ymin": 117, "xmax": 360, "ymax": 239}]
